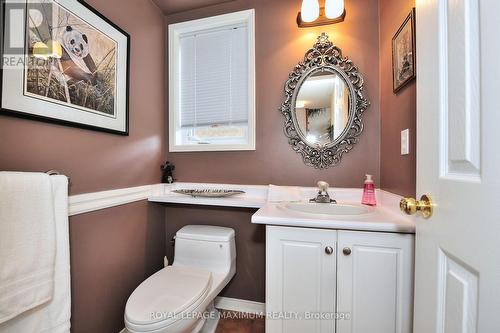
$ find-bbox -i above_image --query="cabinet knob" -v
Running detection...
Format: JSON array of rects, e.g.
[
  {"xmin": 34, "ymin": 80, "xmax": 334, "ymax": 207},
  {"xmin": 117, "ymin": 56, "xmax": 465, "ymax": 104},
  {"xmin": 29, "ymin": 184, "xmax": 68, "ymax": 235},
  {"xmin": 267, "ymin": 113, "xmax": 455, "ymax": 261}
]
[
  {"xmin": 325, "ymin": 246, "xmax": 334, "ymax": 255},
  {"xmin": 343, "ymin": 247, "xmax": 352, "ymax": 256}
]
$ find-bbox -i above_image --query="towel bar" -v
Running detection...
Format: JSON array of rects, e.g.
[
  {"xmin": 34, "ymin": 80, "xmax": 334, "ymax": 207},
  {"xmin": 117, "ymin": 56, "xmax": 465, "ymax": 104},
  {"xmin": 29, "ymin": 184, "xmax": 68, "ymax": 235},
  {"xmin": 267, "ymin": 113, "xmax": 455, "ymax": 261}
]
[{"xmin": 45, "ymin": 170, "xmax": 70, "ymax": 184}]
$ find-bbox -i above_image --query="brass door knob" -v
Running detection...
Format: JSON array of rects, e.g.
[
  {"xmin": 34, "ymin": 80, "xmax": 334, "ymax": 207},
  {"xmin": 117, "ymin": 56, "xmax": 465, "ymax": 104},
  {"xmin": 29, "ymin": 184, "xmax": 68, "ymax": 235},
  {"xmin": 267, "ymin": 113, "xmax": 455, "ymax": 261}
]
[{"xmin": 400, "ymin": 194, "xmax": 433, "ymax": 219}]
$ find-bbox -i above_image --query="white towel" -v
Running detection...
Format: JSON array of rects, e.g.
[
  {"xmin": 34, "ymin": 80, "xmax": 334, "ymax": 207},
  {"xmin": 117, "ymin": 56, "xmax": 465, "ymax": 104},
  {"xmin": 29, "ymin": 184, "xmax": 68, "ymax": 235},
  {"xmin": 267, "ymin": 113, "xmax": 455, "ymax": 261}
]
[
  {"xmin": 0, "ymin": 174, "xmax": 71, "ymax": 333},
  {"xmin": 267, "ymin": 184, "xmax": 303, "ymax": 202},
  {"xmin": 0, "ymin": 172, "xmax": 56, "ymax": 323}
]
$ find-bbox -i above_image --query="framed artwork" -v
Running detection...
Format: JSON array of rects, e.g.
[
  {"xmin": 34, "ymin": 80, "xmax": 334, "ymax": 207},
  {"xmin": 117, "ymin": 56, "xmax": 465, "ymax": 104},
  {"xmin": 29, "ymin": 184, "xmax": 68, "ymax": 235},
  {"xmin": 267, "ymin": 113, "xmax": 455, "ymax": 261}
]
[
  {"xmin": 0, "ymin": 0, "xmax": 130, "ymax": 135},
  {"xmin": 392, "ymin": 8, "xmax": 416, "ymax": 93}
]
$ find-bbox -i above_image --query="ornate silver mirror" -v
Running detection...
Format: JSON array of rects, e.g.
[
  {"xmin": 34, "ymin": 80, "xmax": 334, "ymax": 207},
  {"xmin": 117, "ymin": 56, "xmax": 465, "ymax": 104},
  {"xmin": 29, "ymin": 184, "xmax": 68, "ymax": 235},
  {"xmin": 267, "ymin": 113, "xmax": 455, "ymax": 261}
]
[{"xmin": 280, "ymin": 33, "xmax": 370, "ymax": 169}]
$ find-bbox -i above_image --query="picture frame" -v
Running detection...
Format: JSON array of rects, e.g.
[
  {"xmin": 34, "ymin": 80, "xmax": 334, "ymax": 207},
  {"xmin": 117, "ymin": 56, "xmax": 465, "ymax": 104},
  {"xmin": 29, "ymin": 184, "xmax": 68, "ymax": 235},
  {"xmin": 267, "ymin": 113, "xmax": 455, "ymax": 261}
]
[
  {"xmin": 392, "ymin": 8, "xmax": 416, "ymax": 93},
  {"xmin": 0, "ymin": 0, "xmax": 130, "ymax": 135}
]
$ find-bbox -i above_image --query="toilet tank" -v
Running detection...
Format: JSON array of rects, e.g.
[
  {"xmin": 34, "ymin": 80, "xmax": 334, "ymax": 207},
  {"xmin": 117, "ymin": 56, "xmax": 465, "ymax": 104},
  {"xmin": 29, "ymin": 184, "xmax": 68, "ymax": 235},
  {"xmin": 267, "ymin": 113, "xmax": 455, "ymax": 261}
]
[{"xmin": 173, "ymin": 225, "xmax": 236, "ymax": 274}]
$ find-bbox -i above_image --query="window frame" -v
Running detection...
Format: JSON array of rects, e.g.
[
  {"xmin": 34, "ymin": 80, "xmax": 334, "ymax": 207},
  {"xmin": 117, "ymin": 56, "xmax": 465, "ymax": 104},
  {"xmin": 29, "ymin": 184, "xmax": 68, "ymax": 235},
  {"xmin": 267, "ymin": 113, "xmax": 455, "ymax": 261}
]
[{"xmin": 168, "ymin": 9, "xmax": 256, "ymax": 152}]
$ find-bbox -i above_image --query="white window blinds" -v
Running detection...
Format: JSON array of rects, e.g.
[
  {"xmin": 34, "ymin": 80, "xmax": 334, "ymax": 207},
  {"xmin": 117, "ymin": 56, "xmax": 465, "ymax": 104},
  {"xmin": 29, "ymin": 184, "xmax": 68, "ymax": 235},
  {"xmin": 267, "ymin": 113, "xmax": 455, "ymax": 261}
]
[{"xmin": 179, "ymin": 25, "xmax": 248, "ymax": 127}]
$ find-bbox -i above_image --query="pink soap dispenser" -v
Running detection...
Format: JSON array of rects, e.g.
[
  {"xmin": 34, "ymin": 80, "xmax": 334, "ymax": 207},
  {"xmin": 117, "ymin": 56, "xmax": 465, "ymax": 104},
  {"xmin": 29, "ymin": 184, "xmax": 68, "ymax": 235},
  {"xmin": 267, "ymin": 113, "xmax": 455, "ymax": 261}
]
[{"xmin": 361, "ymin": 174, "xmax": 377, "ymax": 206}]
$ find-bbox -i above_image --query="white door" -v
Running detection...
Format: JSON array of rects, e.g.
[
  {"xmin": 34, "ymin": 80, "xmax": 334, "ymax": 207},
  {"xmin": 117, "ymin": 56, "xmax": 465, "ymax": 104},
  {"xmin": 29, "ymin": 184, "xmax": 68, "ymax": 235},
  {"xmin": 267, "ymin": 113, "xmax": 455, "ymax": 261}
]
[
  {"xmin": 266, "ymin": 226, "xmax": 337, "ymax": 333},
  {"xmin": 414, "ymin": 0, "xmax": 500, "ymax": 331},
  {"xmin": 336, "ymin": 230, "xmax": 414, "ymax": 333}
]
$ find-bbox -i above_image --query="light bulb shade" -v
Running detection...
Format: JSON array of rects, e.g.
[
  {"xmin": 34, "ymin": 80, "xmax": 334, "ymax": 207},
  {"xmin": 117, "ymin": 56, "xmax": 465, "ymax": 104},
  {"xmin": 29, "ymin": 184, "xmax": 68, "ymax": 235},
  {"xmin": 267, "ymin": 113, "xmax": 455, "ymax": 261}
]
[
  {"xmin": 325, "ymin": 0, "xmax": 344, "ymax": 19},
  {"xmin": 47, "ymin": 40, "xmax": 63, "ymax": 59},
  {"xmin": 296, "ymin": 100, "xmax": 307, "ymax": 108},
  {"xmin": 301, "ymin": 0, "xmax": 320, "ymax": 23},
  {"xmin": 32, "ymin": 42, "xmax": 49, "ymax": 59},
  {"xmin": 32, "ymin": 40, "xmax": 63, "ymax": 59}
]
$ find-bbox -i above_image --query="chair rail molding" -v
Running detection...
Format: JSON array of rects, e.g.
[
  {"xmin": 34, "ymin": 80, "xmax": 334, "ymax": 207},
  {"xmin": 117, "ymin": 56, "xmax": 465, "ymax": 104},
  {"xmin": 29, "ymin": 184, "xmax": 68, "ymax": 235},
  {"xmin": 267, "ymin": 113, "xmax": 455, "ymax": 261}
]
[{"xmin": 69, "ymin": 184, "xmax": 163, "ymax": 216}]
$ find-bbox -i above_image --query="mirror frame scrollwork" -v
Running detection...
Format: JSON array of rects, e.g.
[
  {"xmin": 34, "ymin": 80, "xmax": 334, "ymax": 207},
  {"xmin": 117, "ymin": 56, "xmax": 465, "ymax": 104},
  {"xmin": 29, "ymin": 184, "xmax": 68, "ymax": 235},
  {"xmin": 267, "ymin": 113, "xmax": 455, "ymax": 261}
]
[{"xmin": 280, "ymin": 33, "xmax": 370, "ymax": 169}]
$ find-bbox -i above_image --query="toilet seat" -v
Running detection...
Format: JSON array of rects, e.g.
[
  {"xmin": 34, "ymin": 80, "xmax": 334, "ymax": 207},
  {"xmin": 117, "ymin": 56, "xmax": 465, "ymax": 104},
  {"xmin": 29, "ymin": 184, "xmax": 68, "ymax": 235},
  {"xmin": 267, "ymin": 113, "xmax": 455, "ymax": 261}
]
[{"xmin": 125, "ymin": 266, "xmax": 212, "ymax": 332}]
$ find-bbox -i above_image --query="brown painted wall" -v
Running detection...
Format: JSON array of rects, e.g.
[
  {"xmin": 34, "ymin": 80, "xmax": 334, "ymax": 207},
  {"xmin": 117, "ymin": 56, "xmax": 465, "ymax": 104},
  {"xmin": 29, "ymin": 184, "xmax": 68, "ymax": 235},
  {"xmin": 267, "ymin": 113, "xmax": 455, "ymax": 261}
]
[
  {"xmin": 0, "ymin": 0, "xmax": 165, "ymax": 196},
  {"xmin": 70, "ymin": 201, "xmax": 165, "ymax": 333},
  {"xmin": 379, "ymin": 0, "xmax": 416, "ymax": 196},
  {"xmin": 163, "ymin": 205, "xmax": 265, "ymax": 302},
  {"xmin": 165, "ymin": 0, "xmax": 381, "ymax": 188},
  {"xmin": 0, "ymin": 0, "xmax": 166, "ymax": 332}
]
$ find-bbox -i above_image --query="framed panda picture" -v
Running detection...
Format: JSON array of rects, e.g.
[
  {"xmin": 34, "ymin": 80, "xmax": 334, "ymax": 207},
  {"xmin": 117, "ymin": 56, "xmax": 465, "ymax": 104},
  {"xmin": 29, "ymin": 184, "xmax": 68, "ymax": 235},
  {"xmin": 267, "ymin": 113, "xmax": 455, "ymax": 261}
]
[
  {"xmin": 0, "ymin": 0, "xmax": 130, "ymax": 135},
  {"xmin": 392, "ymin": 8, "xmax": 416, "ymax": 93}
]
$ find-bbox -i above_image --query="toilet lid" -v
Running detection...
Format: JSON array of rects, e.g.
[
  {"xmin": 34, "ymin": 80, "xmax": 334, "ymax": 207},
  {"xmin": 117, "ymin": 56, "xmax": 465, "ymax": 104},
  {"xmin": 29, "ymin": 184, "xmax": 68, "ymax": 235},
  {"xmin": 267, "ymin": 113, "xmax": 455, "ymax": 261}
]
[{"xmin": 125, "ymin": 266, "xmax": 212, "ymax": 326}]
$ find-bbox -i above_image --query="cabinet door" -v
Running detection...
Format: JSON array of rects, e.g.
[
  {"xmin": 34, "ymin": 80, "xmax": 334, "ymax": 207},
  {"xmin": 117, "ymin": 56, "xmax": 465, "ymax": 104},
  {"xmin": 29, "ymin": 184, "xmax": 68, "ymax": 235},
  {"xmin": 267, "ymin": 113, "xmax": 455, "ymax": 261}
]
[
  {"xmin": 266, "ymin": 225, "xmax": 337, "ymax": 333},
  {"xmin": 337, "ymin": 230, "xmax": 414, "ymax": 333}
]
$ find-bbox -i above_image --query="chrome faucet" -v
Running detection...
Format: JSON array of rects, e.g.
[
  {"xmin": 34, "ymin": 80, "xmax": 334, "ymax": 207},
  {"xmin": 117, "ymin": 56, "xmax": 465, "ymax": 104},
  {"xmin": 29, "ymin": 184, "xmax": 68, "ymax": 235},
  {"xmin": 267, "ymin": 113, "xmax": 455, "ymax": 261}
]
[{"xmin": 310, "ymin": 181, "xmax": 336, "ymax": 204}]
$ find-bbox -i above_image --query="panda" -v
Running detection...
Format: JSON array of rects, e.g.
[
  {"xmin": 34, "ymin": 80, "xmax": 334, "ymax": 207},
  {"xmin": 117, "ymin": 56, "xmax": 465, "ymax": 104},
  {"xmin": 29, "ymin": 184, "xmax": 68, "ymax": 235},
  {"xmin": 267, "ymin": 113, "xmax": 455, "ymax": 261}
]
[{"xmin": 59, "ymin": 25, "xmax": 97, "ymax": 84}]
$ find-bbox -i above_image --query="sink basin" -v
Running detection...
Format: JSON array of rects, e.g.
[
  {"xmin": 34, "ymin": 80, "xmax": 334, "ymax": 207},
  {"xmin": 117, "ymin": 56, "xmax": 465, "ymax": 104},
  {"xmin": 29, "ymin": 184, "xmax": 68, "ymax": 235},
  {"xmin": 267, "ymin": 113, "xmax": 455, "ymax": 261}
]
[{"xmin": 283, "ymin": 202, "xmax": 372, "ymax": 216}]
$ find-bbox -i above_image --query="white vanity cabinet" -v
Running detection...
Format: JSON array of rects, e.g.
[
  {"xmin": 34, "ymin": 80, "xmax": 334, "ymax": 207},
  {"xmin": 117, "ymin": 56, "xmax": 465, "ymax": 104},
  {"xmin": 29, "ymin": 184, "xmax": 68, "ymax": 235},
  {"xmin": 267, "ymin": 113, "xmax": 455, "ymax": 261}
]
[
  {"xmin": 266, "ymin": 226, "xmax": 337, "ymax": 333},
  {"xmin": 336, "ymin": 230, "xmax": 414, "ymax": 333},
  {"xmin": 266, "ymin": 226, "xmax": 414, "ymax": 333}
]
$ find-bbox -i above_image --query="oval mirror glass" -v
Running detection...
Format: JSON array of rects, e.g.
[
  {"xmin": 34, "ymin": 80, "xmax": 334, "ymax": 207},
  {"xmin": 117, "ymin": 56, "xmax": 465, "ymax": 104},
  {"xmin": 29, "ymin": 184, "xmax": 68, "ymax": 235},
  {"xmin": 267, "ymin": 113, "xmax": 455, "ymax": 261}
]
[{"xmin": 294, "ymin": 70, "xmax": 350, "ymax": 146}]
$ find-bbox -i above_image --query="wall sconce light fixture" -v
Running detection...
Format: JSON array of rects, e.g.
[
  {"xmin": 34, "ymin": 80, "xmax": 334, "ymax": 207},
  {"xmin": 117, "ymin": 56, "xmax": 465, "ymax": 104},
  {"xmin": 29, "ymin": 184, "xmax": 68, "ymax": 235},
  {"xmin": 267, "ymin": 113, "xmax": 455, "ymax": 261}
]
[{"xmin": 297, "ymin": 0, "xmax": 345, "ymax": 28}]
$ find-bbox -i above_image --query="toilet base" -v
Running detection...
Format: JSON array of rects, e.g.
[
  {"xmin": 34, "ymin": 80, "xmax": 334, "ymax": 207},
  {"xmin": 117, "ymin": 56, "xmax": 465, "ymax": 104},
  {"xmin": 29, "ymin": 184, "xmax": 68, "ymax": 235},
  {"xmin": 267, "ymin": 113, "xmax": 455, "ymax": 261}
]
[
  {"xmin": 123, "ymin": 303, "xmax": 220, "ymax": 333},
  {"xmin": 198, "ymin": 302, "xmax": 219, "ymax": 333}
]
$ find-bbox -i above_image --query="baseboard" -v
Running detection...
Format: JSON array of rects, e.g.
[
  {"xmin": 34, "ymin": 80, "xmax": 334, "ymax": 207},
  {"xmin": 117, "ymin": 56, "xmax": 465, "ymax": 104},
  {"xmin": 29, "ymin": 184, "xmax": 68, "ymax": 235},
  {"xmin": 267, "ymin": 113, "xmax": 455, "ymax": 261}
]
[{"xmin": 214, "ymin": 296, "xmax": 265, "ymax": 315}]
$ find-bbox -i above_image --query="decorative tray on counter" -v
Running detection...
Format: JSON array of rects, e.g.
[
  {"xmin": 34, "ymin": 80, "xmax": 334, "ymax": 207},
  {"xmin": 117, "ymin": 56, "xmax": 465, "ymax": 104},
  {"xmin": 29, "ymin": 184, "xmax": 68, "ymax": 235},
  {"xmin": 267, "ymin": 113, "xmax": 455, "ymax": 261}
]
[{"xmin": 172, "ymin": 189, "xmax": 246, "ymax": 198}]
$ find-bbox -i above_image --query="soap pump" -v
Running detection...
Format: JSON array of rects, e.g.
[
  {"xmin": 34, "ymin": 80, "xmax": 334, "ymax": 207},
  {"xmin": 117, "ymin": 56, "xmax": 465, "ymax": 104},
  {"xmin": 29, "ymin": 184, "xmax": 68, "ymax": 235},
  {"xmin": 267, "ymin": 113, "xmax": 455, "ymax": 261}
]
[{"xmin": 361, "ymin": 174, "xmax": 377, "ymax": 206}]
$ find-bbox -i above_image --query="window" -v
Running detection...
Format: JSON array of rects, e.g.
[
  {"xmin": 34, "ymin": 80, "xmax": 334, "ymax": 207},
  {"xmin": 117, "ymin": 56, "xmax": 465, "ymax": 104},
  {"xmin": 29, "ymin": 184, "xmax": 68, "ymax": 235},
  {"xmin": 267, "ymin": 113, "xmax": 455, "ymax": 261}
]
[{"xmin": 168, "ymin": 10, "xmax": 255, "ymax": 152}]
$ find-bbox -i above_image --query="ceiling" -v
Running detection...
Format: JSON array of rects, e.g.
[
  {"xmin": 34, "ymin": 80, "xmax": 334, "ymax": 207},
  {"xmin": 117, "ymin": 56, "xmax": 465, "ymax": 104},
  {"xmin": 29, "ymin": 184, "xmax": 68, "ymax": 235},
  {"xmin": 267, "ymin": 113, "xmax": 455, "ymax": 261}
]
[
  {"xmin": 296, "ymin": 75, "xmax": 345, "ymax": 109},
  {"xmin": 152, "ymin": 0, "xmax": 235, "ymax": 15}
]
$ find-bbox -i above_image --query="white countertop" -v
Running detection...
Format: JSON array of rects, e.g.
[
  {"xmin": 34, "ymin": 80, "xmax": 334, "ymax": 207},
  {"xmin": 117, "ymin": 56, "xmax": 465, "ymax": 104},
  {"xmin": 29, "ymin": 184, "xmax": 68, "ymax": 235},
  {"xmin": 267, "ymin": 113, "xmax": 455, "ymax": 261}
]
[
  {"xmin": 148, "ymin": 182, "xmax": 267, "ymax": 208},
  {"xmin": 251, "ymin": 202, "xmax": 415, "ymax": 234},
  {"xmin": 148, "ymin": 183, "xmax": 415, "ymax": 234}
]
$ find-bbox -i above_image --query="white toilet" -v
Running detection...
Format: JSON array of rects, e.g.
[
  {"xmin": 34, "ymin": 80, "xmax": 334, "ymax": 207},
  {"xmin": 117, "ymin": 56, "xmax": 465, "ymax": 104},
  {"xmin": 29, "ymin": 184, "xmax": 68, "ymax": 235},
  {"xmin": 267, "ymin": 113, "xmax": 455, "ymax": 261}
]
[{"xmin": 124, "ymin": 225, "xmax": 236, "ymax": 333}]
